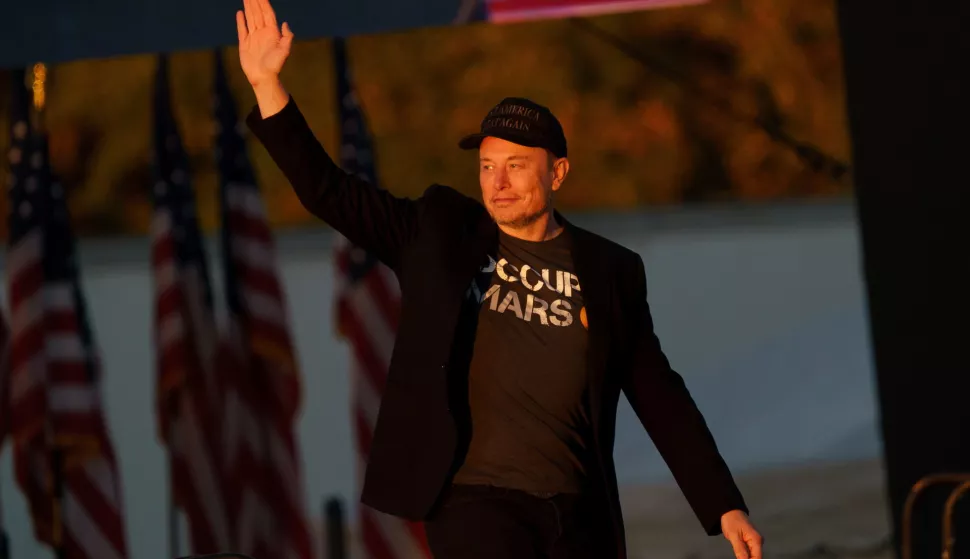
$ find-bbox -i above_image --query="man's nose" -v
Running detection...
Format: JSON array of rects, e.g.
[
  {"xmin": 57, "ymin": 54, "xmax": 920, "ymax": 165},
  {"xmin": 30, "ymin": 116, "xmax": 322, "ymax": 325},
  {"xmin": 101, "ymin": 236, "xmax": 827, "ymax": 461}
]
[{"xmin": 494, "ymin": 170, "xmax": 511, "ymax": 190}]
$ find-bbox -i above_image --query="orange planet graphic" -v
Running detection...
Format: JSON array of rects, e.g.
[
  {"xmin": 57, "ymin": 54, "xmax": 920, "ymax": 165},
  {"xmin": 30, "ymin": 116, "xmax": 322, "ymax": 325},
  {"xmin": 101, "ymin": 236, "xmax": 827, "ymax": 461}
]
[{"xmin": 580, "ymin": 306, "xmax": 588, "ymax": 329}]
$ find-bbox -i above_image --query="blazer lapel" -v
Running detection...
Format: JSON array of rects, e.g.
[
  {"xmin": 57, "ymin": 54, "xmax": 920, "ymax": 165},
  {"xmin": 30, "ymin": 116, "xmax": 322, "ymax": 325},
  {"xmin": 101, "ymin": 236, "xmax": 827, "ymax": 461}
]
[
  {"xmin": 562, "ymin": 216, "xmax": 613, "ymax": 422},
  {"xmin": 449, "ymin": 203, "xmax": 499, "ymax": 303}
]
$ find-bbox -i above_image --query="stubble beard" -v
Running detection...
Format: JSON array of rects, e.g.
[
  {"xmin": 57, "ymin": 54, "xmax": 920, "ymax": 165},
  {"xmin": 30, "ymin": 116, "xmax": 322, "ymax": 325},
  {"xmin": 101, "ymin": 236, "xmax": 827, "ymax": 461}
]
[{"xmin": 490, "ymin": 190, "xmax": 554, "ymax": 229}]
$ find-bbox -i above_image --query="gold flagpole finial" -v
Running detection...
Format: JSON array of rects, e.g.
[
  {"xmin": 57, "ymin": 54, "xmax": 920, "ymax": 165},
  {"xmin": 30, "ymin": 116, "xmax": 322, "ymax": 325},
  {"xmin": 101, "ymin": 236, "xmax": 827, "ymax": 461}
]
[{"xmin": 32, "ymin": 62, "xmax": 47, "ymax": 111}]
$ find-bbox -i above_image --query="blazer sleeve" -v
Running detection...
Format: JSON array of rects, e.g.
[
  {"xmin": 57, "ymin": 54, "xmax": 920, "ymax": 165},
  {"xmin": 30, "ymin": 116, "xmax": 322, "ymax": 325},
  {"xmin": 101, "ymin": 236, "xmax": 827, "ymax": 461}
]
[
  {"xmin": 621, "ymin": 253, "xmax": 748, "ymax": 536},
  {"xmin": 245, "ymin": 96, "xmax": 418, "ymax": 270}
]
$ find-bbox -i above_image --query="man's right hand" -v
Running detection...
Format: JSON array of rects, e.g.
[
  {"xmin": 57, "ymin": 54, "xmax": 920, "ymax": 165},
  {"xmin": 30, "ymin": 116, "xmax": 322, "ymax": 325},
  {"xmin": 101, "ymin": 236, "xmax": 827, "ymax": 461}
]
[{"xmin": 237, "ymin": 0, "xmax": 293, "ymax": 117}]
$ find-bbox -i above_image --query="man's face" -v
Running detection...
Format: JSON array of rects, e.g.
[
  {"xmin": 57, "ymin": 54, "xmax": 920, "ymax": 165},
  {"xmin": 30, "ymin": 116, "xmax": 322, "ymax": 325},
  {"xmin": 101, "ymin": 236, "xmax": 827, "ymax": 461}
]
[{"xmin": 478, "ymin": 136, "xmax": 567, "ymax": 229}]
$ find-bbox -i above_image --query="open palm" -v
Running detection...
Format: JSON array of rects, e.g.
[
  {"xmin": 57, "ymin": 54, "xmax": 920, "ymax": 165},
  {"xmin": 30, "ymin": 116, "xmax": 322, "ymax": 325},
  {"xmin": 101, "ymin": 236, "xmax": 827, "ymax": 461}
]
[{"xmin": 237, "ymin": 0, "xmax": 293, "ymax": 87}]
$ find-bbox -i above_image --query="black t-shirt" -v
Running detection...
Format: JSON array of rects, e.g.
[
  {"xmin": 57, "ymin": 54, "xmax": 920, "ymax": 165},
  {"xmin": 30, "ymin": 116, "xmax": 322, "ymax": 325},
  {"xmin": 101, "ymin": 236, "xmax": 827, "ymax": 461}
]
[{"xmin": 451, "ymin": 228, "xmax": 594, "ymax": 494}]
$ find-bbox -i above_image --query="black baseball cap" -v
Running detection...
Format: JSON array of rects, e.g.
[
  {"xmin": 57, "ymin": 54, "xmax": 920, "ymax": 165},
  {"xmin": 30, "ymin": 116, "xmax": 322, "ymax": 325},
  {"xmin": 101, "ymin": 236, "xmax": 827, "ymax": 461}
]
[{"xmin": 459, "ymin": 97, "xmax": 567, "ymax": 158}]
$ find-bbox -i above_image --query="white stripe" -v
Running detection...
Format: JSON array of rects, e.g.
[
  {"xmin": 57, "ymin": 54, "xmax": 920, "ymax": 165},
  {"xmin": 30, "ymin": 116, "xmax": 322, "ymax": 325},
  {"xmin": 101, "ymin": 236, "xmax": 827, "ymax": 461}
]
[
  {"xmin": 44, "ymin": 283, "xmax": 73, "ymax": 311},
  {"xmin": 49, "ymin": 385, "xmax": 100, "ymax": 413},
  {"xmin": 231, "ymin": 237, "xmax": 276, "ymax": 274},
  {"xmin": 46, "ymin": 333, "xmax": 85, "ymax": 361},
  {"xmin": 63, "ymin": 483, "xmax": 125, "ymax": 559},
  {"xmin": 5, "ymin": 228, "xmax": 42, "ymax": 280},
  {"xmin": 349, "ymin": 288, "xmax": 395, "ymax": 370},
  {"xmin": 151, "ymin": 209, "xmax": 173, "ymax": 238},
  {"xmin": 226, "ymin": 185, "xmax": 268, "ymax": 221}
]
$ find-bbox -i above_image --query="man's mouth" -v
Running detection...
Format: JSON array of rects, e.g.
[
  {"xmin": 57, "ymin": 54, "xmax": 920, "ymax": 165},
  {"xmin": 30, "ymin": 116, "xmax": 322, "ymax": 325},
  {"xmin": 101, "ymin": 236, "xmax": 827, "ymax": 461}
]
[{"xmin": 492, "ymin": 197, "xmax": 519, "ymax": 204}]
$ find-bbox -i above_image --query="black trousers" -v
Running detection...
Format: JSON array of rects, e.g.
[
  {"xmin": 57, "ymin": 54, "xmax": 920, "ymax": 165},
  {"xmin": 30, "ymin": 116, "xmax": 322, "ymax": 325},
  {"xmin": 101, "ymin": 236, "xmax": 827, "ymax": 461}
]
[{"xmin": 424, "ymin": 484, "xmax": 616, "ymax": 558}]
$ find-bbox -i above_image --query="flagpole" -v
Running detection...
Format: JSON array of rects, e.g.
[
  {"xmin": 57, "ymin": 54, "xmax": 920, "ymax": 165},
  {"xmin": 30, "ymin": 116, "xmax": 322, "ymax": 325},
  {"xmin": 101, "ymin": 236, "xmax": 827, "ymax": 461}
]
[
  {"xmin": 31, "ymin": 61, "xmax": 67, "ymax": 559},
  {"xmin": 168, "ymin": 409, "xmax": 180, "ymax": 559},
  {"xmin": 1, "ymin": 331, "xmax": 11, "ymax": 559},
  {"xmin": 0, "ymin": 450, "xmax": 9, "ymax": 559},
  {"xmin": 50, "ymin": 449, "xmax": 66, "ymax": 559}
]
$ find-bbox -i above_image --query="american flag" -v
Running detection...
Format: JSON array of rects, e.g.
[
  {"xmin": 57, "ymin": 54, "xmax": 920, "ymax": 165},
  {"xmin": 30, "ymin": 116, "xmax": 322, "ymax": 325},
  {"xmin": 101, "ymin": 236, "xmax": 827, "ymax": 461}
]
[
  {"xmin": 213, "ymin": 50, "xmax": 312, "ymax": 559},
  {"xmin": 0, "ymin": 305, "xmax": 10, "ymax": 559},
  {"xmin": 4, "ymin": 66, "xmax": 128, "ymax": 559},
  {"xmin": 1, "ymin": 304, "xmax": 9, "ymax": 446},
  {"xmin": 149, "ymin": 55, "xmax": 232, "ymax": 555},
  {"xmin": 331, "ymin": 37, "xmax": 432, "ymax": 559}
]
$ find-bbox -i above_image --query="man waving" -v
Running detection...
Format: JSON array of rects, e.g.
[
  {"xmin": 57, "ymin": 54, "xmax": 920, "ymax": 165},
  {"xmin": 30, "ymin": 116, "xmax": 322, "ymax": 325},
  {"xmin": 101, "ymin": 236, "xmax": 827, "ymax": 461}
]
[{"xmin": 235, "ymin": 1, "xmax": 764, "ymax": 557}]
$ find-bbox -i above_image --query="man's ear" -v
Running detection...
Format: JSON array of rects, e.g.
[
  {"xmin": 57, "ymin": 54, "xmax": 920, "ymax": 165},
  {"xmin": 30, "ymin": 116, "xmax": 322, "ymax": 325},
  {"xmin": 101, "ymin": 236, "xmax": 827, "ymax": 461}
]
[{"xmin": 551, "ymin": 157, "xmax": 570, "ymax": 191}]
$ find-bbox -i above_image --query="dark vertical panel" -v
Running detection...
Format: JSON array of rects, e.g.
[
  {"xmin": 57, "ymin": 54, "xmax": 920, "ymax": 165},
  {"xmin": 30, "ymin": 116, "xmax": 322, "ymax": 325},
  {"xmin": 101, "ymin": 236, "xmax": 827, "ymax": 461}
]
[{"xmin": 836, "ymin": 1, "xmax": 970, "ymax": 557}]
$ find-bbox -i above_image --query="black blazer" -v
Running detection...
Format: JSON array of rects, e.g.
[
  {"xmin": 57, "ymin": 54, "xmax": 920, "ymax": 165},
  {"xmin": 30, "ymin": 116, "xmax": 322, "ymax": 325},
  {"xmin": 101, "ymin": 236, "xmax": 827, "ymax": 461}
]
[{"xmin": 247, "ymin": 97, "xmax": 747, "ymax": 558}]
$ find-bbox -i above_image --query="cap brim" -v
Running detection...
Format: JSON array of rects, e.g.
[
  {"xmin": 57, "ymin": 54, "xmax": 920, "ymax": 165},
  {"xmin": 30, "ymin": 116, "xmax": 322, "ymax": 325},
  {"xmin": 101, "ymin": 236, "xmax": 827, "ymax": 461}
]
[{"xmin": 458, "ymin": 131, "xmax": 545, "ymax": 151}]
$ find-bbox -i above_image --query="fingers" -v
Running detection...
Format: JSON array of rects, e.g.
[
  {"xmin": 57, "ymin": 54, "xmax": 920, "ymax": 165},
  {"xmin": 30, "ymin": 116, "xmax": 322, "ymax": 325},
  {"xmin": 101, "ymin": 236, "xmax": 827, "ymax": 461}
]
[
  {"xmin": 746, "ymin": 532, "xmax": 764, "ymax": 559},
  {"xmin": 724, "ymin": 533, "xmax": 753, "ymax": 559},
  {"xmin": 236, "ymin": 10, "xmax": 249, "ymax": 42},
  {"xmin": 244, "ymin": 0, "xmax": 262, "ymax": 30},
  {"xmin": 728, "ymin": 535, "xmax": 750, "ymax": 559},
  {"xmin": 280, "ymin": 21, "xmax": 294, "ymax": 51},
  {"xmin": 259, "ymin": 0, "xmax": 278, "ymax": 30}
]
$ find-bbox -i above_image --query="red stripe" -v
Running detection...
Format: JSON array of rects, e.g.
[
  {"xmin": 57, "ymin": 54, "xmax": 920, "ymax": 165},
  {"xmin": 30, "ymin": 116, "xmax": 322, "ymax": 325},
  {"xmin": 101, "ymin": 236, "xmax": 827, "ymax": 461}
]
[
  {"xmin": 235, "ymin": 267, "xmax": 285, "ymax": 302},
  {"xmin": 227, "ymin": 210, "xmax": 274, "ymax": 246},
  {"xmin": 8, "ymin": 259, "xmax": 43, "ymax": 308},
  {"xmin": 44, "ymin": 309, "xmax": 82, "ymax": 332},
  {"xmin": 223, "ymin": 185, "xmax": 313, "ymax": 559},
  {"xmin": 151, "ymin": 233, "xmax": 176, "ymax": 268},
  {"xmin": 9, "ymin": 319, "xmax": 44, "ymax": 372},
  {"xmin": 338, "ymin": 303, "xmax": 390, "ymax": 395},
  {"xmin": 354, "ymin": 406, "xmax": 374, "ymax": 456},
  {"xmin": 170, "ymin": 408, "xmax": 226, "ymax": 553},
  {"xmin": 52, "ymin": 415, "xmax": 103, "ymax": 439},
  {"xmin": 64, "ymin": 461, "xmax": 127, "ymax": 554},
  {"xmin": 362, "ymin": 271, "xmax": 401, "ymax": 332},
  {"xmin": 335, "ymin": 246, "xmax": 400, "ymax": 332},
  {"xmin": 406, "ymin": 521, "xmax": 431, "ymax": 554},
  {"xmin": 340, "ymin": 240, "xmax": 433, "ymax": 558},
  {"xmin": 360, "ymin": 507, "xmax": 396, "ymax": 559},
  {"xmin": 46, "ymin": 362, "xmax": 89, "ymax": 384},
  {"xmin": 245, "ymin": 320, "xmax": 294, "ymax": 355},
  {"xmin": 153, "ymin": 240, "xmax": 232, "ymax": 554}
]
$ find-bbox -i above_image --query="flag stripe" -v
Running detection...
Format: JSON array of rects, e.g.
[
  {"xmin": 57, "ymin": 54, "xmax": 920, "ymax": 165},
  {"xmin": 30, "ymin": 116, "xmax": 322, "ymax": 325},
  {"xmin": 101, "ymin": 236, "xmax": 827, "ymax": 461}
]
[
  {"xmin": 214, "ymin": 48, "xmax": 313, "ymax": 559},
  {"xmin": 5, "ymin": 65, "xmax": 129, "ymax": 559},
  {"xmin": 150, "ymin": 54, "xmax": 232, "ymax": 556},
  {"xmin": 332, "ymin": 38, "xmax": 431, "ymax": 559}
]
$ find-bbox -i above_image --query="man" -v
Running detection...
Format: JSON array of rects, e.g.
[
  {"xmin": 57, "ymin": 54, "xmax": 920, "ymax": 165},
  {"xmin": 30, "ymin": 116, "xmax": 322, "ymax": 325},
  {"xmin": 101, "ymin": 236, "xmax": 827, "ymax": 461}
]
[{"xmin": 235, "ymin": 1, "xmax": 764, "ymax": 557}]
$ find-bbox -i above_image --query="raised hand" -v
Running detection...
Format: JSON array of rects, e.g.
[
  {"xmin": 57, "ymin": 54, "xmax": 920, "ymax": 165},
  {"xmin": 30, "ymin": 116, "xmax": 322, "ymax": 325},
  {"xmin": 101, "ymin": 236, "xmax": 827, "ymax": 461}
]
[{"xmin": 237, "ymin": 0, "xmax": 294, "ymax": 88}]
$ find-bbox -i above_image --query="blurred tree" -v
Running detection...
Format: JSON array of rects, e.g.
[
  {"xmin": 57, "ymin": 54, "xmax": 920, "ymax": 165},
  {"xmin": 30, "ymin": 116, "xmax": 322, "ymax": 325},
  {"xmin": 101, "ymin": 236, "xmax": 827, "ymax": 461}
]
[{"xmin": 0, "ymin": 0, "xmax": 851, "ymax": 239}]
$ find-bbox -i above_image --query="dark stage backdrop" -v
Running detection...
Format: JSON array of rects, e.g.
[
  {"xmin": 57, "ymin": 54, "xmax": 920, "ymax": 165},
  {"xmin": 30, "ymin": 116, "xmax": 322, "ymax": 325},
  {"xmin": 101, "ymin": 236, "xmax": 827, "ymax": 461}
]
[{"xmin": 837, "ymin": 1, "xmax": 970, "ymax": 558}]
